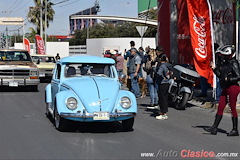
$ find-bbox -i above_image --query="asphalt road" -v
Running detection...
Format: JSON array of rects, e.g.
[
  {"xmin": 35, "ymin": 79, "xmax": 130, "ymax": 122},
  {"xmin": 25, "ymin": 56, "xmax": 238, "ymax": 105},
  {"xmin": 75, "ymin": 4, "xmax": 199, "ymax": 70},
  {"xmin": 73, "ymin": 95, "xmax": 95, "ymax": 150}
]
[{"xmin": 0, "ymin": 83, "xmax": 239, "ymax": 160}]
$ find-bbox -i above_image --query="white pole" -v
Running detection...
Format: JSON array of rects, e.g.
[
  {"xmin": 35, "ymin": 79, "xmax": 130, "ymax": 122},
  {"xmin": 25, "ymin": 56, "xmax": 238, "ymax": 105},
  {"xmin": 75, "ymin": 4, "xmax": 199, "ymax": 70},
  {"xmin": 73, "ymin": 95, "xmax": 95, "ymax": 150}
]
[
  {"xmin": 23, "ymin": 22, "xmax": 25, "ymax": 41},
  {"xmin": 236, "ymin": 20, "xmax": 239, "ymax": 60},
  {"xmin": 44, "ymin": 0, "xmax": 47, "ymax": 44},
  {"xmin": 40, "ymin": 0, "xmax": 43, "ymax": 38}
]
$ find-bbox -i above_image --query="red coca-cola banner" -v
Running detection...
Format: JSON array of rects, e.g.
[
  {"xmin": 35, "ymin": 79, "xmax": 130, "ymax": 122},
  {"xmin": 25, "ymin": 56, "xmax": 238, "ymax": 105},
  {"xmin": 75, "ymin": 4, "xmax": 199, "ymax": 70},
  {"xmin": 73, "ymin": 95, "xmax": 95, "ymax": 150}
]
[
  {"xmin": 186, "ymin": 0, "xmax": 214, "ymax": 86},
  {"xmin": 23, "ymin": 38, "xmax": 30, "ymax": 53},
  {"xmin": 35, "ymin": 35, "xmax": 45, "ymax": 55}
]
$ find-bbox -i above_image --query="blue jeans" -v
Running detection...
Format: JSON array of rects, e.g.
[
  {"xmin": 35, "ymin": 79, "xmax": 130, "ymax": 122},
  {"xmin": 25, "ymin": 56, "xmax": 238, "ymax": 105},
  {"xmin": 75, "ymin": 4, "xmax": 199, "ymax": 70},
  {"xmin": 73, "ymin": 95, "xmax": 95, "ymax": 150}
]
[
  {"xmin": 129, "ymin": 73, "xmax": 141, "ymax": 98},
  {"xmin": 146, "ymin": 75, "xmax": 158, "ymax": 105}
]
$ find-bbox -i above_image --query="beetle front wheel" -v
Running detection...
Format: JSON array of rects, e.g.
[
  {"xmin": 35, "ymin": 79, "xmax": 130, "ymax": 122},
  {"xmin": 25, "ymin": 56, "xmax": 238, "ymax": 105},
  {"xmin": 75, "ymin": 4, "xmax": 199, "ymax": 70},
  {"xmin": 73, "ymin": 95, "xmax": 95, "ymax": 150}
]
[
  {"xmin": 122, "ymin": 118, "xmax": 134, "ymax": 131},
  {"xmin": 54, "ymin": 107, "xmax": 68, "ymax": 132}
]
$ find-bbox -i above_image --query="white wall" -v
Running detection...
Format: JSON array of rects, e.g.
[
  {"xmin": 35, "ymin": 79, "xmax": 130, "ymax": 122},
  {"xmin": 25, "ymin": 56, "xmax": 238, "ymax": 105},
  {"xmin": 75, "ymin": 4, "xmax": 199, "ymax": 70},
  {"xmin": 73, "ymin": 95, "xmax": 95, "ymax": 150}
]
[
  {"xmin": 14, "ymin": 42, "xmax": 69, "ymax": 58},
  {"xmin": 45, "ymin": 42, "xmax": 69, "ymax": 58},
  {"xmin": 86, "ymin": 38, "xmax": 156, "ymax": 57}
]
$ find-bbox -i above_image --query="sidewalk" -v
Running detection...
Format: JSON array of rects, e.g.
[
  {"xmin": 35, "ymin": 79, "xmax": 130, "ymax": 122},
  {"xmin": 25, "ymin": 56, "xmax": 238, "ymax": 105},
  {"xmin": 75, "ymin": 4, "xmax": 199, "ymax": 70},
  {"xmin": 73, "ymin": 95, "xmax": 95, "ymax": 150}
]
[{"xmin": 189, "ymin": 88, "xmax": 240, "ymax": 114}]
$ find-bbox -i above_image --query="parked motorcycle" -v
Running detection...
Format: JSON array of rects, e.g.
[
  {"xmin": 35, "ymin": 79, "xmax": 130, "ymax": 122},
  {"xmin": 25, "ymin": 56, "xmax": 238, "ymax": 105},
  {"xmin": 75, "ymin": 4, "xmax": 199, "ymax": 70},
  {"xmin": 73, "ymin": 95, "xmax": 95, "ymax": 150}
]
[{"xmin": 168, "ymin": 64, "xmax": 200, "ymax": 110}]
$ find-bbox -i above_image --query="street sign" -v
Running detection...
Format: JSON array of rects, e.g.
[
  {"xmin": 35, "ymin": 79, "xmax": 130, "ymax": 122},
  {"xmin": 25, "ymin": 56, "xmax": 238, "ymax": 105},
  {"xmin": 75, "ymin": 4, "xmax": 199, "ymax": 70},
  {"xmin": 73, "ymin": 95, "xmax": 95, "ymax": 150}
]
[
  {"xmin": 136, "ymin": 26, "xmax": 148, "ymax": 37},
  {"xmin": 0, "ymin": 17, "xmax": 24, "ymax": 25}
]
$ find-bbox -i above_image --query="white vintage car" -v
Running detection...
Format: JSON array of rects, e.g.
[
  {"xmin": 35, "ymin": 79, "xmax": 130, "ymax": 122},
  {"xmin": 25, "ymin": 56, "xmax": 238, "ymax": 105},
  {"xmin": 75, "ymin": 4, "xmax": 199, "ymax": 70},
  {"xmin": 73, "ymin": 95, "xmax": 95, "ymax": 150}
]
[{"xmin": 31, "ymin": 55, "xmax": 56, "ymax": 79}]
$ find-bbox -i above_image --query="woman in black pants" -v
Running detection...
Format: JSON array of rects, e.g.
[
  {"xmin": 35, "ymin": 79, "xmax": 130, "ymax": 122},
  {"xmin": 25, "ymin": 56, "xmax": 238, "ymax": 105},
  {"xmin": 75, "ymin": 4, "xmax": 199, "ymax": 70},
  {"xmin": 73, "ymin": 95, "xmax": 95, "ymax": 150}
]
[
  {"xmin": 155, "ymin": 54, "xmax": 171, "ymax": 120},
  {"xmin": 204, "ymin": 45, "xmax": 240, "ymax": 136}
]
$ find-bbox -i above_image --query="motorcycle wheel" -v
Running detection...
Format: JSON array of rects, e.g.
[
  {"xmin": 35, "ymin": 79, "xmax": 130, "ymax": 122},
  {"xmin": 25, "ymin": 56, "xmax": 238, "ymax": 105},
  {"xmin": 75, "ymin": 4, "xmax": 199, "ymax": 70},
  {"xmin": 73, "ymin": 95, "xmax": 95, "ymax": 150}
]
[{"xmin": 175, "ymin": 92, "xmax": 190, "ymax": 110}]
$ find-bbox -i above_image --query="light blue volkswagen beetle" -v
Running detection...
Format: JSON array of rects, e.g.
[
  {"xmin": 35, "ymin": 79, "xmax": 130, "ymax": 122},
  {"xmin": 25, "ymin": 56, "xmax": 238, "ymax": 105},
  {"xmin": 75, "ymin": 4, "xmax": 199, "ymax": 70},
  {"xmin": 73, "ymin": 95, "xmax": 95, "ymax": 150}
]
[{"xmin": 45, "ymin": 55, "xmax": 137, "ymax": 131}]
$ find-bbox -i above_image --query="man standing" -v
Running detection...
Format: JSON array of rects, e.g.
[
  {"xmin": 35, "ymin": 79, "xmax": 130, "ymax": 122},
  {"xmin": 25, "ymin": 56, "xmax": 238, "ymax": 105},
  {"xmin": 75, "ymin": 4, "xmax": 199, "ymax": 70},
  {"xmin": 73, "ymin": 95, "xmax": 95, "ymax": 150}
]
[
  {"xmin": 55, "ymin": 53, "xmax": 61, "ymax": 61},
  {"xmin": 128, "ymin": 48, "xmax": 142, "ymax": 98},
  {"xmin": 116, "ymin": 51, "xmax": 124, "ymax": 78},
  {"xmin": 124, "ymin": 41, "xmax": 138, "ymax": 72}
]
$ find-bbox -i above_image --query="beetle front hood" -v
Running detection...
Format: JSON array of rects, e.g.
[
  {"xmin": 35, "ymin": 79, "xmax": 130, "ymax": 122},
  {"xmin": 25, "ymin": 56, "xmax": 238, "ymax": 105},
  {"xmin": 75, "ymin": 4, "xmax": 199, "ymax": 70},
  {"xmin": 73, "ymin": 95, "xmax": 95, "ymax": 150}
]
[{"xmin": 62, "ymin": 77, "xmax": 119, "ymax": 113}]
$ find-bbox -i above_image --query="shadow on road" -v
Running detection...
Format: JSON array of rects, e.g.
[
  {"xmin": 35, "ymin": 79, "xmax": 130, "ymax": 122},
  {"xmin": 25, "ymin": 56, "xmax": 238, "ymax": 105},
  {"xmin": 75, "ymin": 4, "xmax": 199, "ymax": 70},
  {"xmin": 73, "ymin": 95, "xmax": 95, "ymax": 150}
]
[
  {"xmin": 46, "ymin": 113, "xmax": 134, "ymax": 133},
  {"xmin": 0, "ymin": 86, "xmax": 39, "ymax": 92},
  {"xmin": 192, "ymin": 125, "xmax": 227, "ymax": 135}
]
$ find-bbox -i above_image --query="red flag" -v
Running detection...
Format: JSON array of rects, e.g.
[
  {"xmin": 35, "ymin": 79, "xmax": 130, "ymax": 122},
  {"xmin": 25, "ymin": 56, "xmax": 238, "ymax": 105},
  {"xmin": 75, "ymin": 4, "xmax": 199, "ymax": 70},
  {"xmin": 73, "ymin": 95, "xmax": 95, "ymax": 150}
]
[
  {"xmin": 35, "ymin": 35, "xmax": 46, "ymax": 55},
  {"xmin": 186, "ymin": 0, "xmax": 215, "ymax": 86},
  {"xmin": 23, "ymin": 38, "xmax": 30, "ymax": 53}
]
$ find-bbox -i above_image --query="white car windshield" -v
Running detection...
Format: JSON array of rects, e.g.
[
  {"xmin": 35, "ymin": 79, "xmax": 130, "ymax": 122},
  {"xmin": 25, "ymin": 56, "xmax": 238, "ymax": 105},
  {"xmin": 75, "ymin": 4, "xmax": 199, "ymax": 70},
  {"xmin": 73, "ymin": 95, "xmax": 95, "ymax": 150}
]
[
  {"xmin": 32, "ymin": 56, "xmax": 56, "ymax": 63},
  {"xmin": 0, "ymin": 51, "xmax": 32, "ymax": 62},
  {"xmin": 65, "ymin": 63, "xmax": 115, "ymax": 78}
]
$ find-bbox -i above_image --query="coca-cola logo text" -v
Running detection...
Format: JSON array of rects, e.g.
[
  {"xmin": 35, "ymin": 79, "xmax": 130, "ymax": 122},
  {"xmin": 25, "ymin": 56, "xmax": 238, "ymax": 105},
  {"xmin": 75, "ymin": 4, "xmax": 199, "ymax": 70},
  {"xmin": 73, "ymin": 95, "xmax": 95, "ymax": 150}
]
[
  {"xmin": 193, "ymin": 15, "xmax": 207, "ymax": 59},
  {"xmin": 36, "ymin": 36, "xmax": 45, "ymax": 54},
  {"xmin": 213, "ymin": 8, "xmax": 233, "ymax": 24}
]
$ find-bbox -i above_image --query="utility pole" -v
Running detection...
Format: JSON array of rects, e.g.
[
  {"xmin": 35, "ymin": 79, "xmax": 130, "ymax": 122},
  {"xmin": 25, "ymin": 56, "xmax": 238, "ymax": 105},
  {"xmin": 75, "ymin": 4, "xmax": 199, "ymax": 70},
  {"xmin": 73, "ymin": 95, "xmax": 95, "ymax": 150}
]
[
  {"xmin": 6, "ymin": 27, "xmax": 8, "ymax": 49},
  {"xmin": 40, "ymin": 0, "xmax": 43, "ymax": 38},
  {"xmin": 45, "ymin": 0, "xmax": 47, "ymax": 44}
]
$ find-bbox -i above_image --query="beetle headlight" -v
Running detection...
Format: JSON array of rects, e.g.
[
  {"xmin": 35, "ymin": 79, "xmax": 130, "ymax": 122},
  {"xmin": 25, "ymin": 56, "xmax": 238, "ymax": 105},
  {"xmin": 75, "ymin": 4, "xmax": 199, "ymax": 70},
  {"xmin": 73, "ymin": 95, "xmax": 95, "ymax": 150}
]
[
  {"xmin": 120, "ymin": 97, "xmax": 131, "ymax": 109},
  {"xmin": 66, "ymin": 97, "xmax": 78, "ymax": 110}
]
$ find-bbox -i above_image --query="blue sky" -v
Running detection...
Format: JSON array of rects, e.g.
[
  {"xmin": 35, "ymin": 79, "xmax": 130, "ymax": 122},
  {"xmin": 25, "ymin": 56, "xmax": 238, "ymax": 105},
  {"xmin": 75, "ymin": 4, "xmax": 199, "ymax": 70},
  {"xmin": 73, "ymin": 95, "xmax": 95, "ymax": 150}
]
[{"xmin": 0, "ymin": 0, "xmax": 138, "ymax": 35}]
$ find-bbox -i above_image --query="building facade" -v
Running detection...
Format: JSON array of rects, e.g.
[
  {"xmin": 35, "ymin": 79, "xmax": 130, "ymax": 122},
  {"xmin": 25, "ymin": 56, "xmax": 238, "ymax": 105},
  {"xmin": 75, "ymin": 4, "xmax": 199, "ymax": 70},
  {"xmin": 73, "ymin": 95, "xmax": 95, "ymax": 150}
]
[
  {"xmin": 69, "ymin": 6, "xmax": 99, "ymax": 35},
  {"xmin": 138, "ymin": 0, "xmax": 157, "ymax": 18}
]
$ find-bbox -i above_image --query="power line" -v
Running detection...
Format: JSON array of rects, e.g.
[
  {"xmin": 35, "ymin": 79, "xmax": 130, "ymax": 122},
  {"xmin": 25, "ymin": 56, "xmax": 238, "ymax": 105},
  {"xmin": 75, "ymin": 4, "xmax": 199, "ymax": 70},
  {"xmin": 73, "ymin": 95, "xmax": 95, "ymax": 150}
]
[
  {"xmin": 52, "ymin": 0, "xmax": 72, "ymax": 5},
  {"xmin": 7, "ymin": 0, "xmax": 24, "ymax": 16},
  {"xmin": 55, "ymin": 0, "xmax": 81, "ymax": 7},
  {"xmin": 0, "ymin": 0, "xmax": 18, "ymax": 16},
  {"xmin": 6, "ymin": 0, "xmax": 18, "ymax": 11},
  {"xmin": 11, "ymin": 0, "xmax": 32, "ymax": 13}
]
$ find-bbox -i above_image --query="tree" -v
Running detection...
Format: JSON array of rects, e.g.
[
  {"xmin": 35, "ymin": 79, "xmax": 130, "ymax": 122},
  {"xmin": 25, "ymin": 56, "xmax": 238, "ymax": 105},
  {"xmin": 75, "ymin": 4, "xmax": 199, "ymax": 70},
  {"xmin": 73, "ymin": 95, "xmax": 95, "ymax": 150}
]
[
  {"xmin": 140, "ymin": 9, "xmax": 157, "ymax": 37},
  {"xmin": 69, "ymin": 23, "xmax": 142, "ymax": 45},
  {"xmin": 28, "ymin": 0, "xmax": 55, "ymax": 35},
  {"xmin": 25, "ymin": 27, "xmax": 37, "ymax": 43},
  {"xmin": 68, "ymin": 8, "xmax": 158, "ymax": 46}
]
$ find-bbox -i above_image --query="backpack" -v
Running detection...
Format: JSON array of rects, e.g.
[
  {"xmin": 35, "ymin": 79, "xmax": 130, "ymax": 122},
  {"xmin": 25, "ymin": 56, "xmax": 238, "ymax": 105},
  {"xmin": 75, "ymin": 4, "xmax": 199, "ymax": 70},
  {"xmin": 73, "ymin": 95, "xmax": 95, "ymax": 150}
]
[{"xmin": 145, "ymin": 60, "xmax": 152, "ymax": 70}]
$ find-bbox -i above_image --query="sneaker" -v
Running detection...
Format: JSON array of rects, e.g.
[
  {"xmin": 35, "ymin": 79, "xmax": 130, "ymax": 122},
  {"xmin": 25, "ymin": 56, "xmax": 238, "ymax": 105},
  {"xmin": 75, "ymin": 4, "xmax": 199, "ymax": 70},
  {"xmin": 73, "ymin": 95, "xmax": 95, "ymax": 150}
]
[
  {"xmin": 164, "ymin": 115, "xmax": 168, "ymax": 120},
  {"xmin": 154, "ymin": 104, "xmax": 159, "ymax": 107},
  {"xmin": 156, "ymin": 115, "xmax": 165, "ymax": 120},
  {"xmin": 147, "ymin": 104, "xmax": 158, "ymax": 110},
  {"xmin": 156, "ymin": 115, "xmax": 168, "ymax": 120}
]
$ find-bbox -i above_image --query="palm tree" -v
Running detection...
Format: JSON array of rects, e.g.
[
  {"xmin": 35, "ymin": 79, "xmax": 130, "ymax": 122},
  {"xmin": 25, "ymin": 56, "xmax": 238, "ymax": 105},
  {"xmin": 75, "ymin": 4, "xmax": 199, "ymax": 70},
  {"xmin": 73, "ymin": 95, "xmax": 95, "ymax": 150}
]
[
  {"xmin": 26, "ymin": 27, "xmax": 38, "ymax": 43},
  {"xmin": 28, "ymin": 0, "xmax": 55, "ymax": 35}
]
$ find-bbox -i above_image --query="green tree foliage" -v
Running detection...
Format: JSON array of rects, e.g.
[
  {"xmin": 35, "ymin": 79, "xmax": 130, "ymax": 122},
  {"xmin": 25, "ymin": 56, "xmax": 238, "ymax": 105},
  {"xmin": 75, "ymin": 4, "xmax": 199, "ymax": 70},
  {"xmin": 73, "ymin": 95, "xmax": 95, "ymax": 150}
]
[
  {"xmin": 28, "ymin": 0, "xmax": 55, "ymax": 35},
  {"xmin": 69, "ymin": 8, "xmax": 157, "ymax": 45},
  {"xmin": 69, "ymin": 22, "xmax": 157, "ymax": 45},
  {"xmin": 25, "ymin": 27, "xmax": 37, "ymax": 43}
]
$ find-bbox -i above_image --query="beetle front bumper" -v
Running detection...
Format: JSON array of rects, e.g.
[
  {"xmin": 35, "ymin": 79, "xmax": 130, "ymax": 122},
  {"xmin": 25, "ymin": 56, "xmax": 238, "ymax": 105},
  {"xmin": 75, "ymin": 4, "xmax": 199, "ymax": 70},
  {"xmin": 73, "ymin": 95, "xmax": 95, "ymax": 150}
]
[{"xmin": 60, "ymin": 112, "xmax": 136, "ymax": 122}]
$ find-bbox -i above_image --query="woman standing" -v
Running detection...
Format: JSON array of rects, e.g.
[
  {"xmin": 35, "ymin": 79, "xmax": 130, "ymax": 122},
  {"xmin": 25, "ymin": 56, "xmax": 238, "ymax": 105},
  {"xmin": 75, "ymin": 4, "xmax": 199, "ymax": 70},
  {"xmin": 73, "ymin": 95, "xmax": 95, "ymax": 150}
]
[
  {"xmin": 143, "ymin": 49, "xmax": 158, "ymax": 109},
  {"xmin": 204, "ymin": 45, "xmax": 240, "ymax": 136},
  {"xmin": 155, "ymin": 54, "xmax": 172, "ymax": 120}
]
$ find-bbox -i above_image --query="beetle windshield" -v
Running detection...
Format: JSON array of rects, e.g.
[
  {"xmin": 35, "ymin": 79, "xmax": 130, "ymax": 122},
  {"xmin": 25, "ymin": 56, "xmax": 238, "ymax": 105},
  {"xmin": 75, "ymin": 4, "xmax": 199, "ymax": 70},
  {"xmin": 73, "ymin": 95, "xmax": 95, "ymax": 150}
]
[
  {"xmin": 0, "ymin": 51, "xmax": 32, "ymax": 62},
  {"xmin": 65, "ymin": 63, "xmax": 115, "ymax": 78}
]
